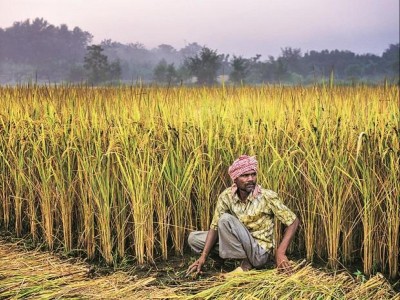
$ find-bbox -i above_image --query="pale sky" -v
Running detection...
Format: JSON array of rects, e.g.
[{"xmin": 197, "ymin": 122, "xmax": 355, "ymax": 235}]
[{"xmin": 0, "ymin": 0, "xmax": 398, "ymax": 58}]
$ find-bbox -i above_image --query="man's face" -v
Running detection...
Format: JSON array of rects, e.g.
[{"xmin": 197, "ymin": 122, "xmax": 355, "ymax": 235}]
[{"xmin": 235, "ymin": 171, "xmax": 257, "ymax": 194}]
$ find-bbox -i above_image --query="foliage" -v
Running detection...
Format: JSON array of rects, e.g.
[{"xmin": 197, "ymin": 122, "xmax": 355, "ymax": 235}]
[
  {"xmin": 229, "ymin": 56, "xmax": 250, "ymax": 84},
  {"xmin": 0, "ymin": 18, "xmax": 398, "ymax": 84},
  {"xmin": 83, "ymin": 45, "xmax": 121, "ymax": 84},
  {"xmin": 0, "ymin": 18, "xmax": 92, "ymax": 82},
  {"xmin": 184, "ymin": 47, "xmax": 223, "ymax": 85},
  {"xmin": 382, "ymin": 43, "xmax": 400, "ymax": 74},
  {"xmin": 153, "ymin": 59, "xmax": 178, "ymax": 84}
]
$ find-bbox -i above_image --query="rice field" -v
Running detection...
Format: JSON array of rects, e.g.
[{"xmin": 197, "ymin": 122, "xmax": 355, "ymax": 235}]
[{"xmin": 0, "ymin": 84, "xmax": 398, "ymax": 285}]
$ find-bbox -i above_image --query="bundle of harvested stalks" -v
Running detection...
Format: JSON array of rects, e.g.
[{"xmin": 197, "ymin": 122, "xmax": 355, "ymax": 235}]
[
  {"xmin": 1, "ymin": 239, "xmax": 398, "ymax": 299},
  {"xmin": 0, "ymin": 240, "xmax": 177, "ymax": 299},
  {"xmin": 176, "ymin": 264, "xmax": 399, "ymax": 300}
]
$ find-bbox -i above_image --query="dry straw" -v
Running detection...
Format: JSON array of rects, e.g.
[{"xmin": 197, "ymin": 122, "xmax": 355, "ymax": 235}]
[{"xmin": 1, "ymin": 241, "xmax": 398, "ymax": 299}]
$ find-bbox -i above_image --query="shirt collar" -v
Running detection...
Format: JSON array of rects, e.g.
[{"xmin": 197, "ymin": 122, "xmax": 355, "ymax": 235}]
[{"xmin": 231, "ymin": 183, "xmax": 262, "ymax": 202}]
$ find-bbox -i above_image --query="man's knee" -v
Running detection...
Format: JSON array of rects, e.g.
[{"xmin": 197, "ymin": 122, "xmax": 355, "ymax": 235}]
[
  {"xmin": 187, "ymin": 231, "xmax": 207, "ymax": 253},
  {"xmin": 218, "ymin": 213, "xmax": 236, "ymax": 227},
  {"xmin": 187, "ymin": 231, "xmax": 196, "ymax": 247}
]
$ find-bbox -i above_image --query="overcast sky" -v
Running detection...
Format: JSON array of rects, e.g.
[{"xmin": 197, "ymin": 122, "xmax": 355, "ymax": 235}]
[{"xmin": 0, "ymin": 0, "xmax": 398, "ymax": 58}]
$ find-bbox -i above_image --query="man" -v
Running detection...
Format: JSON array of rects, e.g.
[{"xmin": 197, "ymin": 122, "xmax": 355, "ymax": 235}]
[{"xmin": 186, "ymin": 155, "xmax": 299, "ymax": 276}]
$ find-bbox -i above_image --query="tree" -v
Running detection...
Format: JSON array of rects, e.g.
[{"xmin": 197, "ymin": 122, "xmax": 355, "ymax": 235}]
[
  {"xmin": 273, "ymin": 57, "xmax": 289, "ymax": 82},
  {"xmin": 166, "ymin": 63, "xmax": 178, "ymax": 84},
  {"xmin": 382, "ymin": 43, "xmax": 399, "ymax": 76},
  {"xmin": 83, "ymin": 45, "xmax": 121, "ymax": 84},
  {"xmin": 0, "ymin": 28, "xmax": 4, "ymax": 59},
  {"xmin": 345, "ymin": 64, "xmax": 362, "ymax": 79},
  {"xmin": 67, "ymin": 65, "xmax": 86, "ymax": 82},
  {"xmin": 230, "ymin": 55, "xmax": 250, "ymax": 84},
  {"xmin": 184, "ymin": 47, "xmax": 222, "ymax": 85},
  {"xmin": 84, "ymin": 45, "xmax": 109, "ymax": 84},
  {"xmin": 179, "ymin": 42, "xmax": 202, "ymax": 59},
  {"xmin": 0, "ymin": 18, "xmax": 92, "ymax": 82},
  {"xmin": 153, "ymin": 59, "xmax": 178, "ymax": 84},
  {"xmin": 280, "ymin": 47, "xmax": 303, "ymax": 74},
  {"xmin": 109, "ymin": 60, "xmax": 122, "ymax": 81}
]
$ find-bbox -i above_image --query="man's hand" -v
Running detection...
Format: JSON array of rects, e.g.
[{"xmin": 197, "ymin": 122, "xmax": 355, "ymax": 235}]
[
  {"xmin": 186, "ymin": 229, "xmax": 217, "ymax": 278},
  {"xmin": 275, "ymin": 252, "xmax": 292, "ymax": 273},
  {"xmin": 275, "ymin": 218, "xmax": 299, "ymax": 274},
  {"xmin": 186, "ymin": 255, "xmax": 206, "ymax": 277}
]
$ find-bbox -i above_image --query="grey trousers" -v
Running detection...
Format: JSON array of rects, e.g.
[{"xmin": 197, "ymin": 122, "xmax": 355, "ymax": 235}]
[{"xmin": 187, "ymin": 213, "xmax": 270, "ymax": 268}]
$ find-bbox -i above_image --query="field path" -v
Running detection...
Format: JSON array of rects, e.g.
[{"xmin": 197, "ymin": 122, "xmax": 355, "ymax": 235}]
[{"xmin": 0, "ymin": 240, "xmax": 177, "ymax": 299}]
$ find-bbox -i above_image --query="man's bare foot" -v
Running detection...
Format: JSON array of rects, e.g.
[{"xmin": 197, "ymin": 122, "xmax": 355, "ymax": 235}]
[
  {"xmin": 240, "ymin": 258, "xmax": 253, "ymax": 271},
  {"xmin": 221, "ymin": 259, "xmax": 253, "ymax": 278},
  {"xmin": 220, "ymin": 266, "xmax": 245, "ymax": 278}
]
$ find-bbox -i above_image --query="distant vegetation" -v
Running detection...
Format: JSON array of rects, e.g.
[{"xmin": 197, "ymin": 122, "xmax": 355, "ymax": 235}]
[{"xmin": 0, "ymin": 18, "xmax": 398, "ymax": 85}]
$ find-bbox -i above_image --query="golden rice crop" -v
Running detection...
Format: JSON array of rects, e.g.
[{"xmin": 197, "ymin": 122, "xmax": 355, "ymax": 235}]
[{"xmin": 0, "ymin": 84, "xmax": 398, "ymax": 280}]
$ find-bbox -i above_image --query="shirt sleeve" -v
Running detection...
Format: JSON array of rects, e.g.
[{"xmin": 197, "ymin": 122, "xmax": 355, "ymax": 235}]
[
  {"xmin": 267, "ymin": 195, "xmax": 297, "ymax": 226},
  {"xmin": 210, "ymin": 193, "xmax": 230, "ymax": 230}
]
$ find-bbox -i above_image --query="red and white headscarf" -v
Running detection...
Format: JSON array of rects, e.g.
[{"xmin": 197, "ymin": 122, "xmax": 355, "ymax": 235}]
[{"xmin": 228, "ymin": 155, "xmax": 258, "ymax": 181}]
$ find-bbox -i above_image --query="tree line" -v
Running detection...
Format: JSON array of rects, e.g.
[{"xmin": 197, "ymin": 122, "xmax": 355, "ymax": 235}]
[{"xmin": 0, "ymin": 18, "xmax": 398, "ymax": 85}]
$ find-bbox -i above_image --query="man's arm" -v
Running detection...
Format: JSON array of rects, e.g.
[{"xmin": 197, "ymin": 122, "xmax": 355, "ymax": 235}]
[
  {"xmin": 275, "ymin": 217, "xmax": 299, "ymax": 271},
  {"xmin": 186, "ymin": 228, "xmax": 218, "ymax": 276}
]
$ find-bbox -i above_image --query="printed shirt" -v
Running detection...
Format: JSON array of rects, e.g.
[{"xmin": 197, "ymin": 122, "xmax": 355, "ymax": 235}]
[{"xmin": 210, "ymin": 185, "xmax": 297, "ymax": 251}]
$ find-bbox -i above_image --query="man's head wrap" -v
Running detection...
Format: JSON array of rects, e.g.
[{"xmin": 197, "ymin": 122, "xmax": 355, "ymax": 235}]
[{"xmin": 228, "ymin": 155, "xmax": 258, "ymax": 181}]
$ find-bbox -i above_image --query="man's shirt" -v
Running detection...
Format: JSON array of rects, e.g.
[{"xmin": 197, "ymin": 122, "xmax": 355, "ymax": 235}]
[{"xmin": 210, "ymin": 185, "xmax": 297, "ymax": 251}]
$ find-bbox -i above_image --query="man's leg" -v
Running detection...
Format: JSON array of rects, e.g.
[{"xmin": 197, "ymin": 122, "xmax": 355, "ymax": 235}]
[
  {"xmin": 217, "ymin": 213, "xmax": 270, "ymax": 268},
  {"xmin": 187, "ymin": 231, "xmax": 220, "ymax": 258}
]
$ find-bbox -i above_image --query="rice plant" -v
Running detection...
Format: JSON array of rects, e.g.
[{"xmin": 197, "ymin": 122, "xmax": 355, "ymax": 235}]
[{"xmin": 0, "ymin": 84, "xmax": 398, "ymax": 280}]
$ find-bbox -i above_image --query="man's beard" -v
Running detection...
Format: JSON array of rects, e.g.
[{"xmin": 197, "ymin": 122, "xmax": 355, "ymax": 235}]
[{"xmin": 242, "ymin": 183, "xmax": 255, "ymax": 194}]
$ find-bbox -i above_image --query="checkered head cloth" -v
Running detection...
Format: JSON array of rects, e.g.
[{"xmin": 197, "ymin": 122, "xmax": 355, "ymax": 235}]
[{"xmin": 228, "ymin": 155, "xmax": 258, "ymax": 181}]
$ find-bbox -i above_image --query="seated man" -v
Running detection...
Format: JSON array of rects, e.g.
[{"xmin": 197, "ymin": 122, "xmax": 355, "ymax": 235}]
[{"xmin": 186, "ymin": 155, "xmax": 299, "ymax": 276}]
